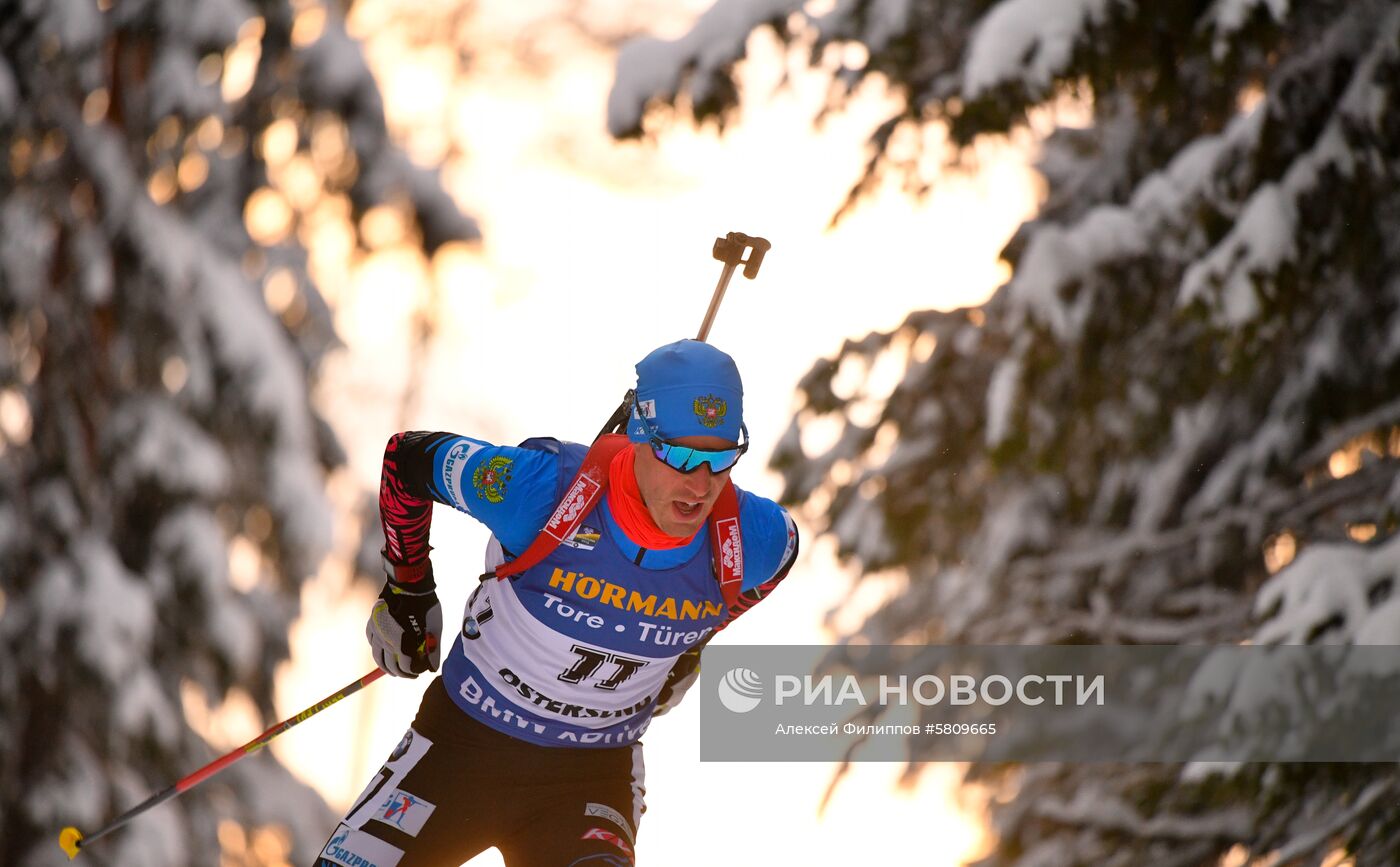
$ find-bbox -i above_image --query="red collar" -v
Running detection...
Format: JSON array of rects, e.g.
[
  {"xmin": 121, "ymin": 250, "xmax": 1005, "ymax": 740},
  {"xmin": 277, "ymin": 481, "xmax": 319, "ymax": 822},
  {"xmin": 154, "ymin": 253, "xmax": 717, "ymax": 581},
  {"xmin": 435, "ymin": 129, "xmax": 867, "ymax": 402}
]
[{"xmin": 607, "ymin": 446, "xmax": 696, "ymax": 550}]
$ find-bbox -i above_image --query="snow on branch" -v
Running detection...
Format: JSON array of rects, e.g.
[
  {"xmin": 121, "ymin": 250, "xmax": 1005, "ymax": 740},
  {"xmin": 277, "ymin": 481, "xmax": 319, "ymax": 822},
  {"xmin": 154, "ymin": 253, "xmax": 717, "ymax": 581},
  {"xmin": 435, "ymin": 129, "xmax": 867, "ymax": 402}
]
[
  {"xmin": 608, "ymin": 0, "xmax": 806, "ymax": 136},
  {"xmin": 961, "ymin": 0, "xmax": 1116, "ymax": 100},
  {"xmin": 1178, "ymin": 7, "xmax": 1400, "ymax": 326},
  {"xmin": 1254, "ymin": 532, "xmax": 1400, "ymax": 644}
]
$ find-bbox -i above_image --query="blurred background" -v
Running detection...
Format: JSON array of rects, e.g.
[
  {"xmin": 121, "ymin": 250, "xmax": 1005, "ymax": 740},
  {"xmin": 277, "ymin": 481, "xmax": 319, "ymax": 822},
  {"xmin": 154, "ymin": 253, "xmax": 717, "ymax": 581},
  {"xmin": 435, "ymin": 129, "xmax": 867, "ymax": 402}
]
[{"xmin": 4, "ymin": 0, "xmax": 1400, "ymax": 865}]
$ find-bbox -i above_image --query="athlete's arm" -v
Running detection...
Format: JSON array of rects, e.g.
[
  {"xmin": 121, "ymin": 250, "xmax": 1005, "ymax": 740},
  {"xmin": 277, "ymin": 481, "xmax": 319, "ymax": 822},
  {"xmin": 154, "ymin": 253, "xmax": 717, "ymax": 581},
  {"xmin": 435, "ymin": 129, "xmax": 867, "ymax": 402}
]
[
  {"xmin": 653, "ymin": 641, "xmax": 705, "ymax": 716},
  {"xmin": 655, "ymin": 496, "xmax": 800, "ymax": 714},
  {"xmin": 717, "ymin": 495, "xmax": 800, "ymax": 629},
  {"xmin": 379, "ymin": 431, "xmax": 561, "ymax": 567}
]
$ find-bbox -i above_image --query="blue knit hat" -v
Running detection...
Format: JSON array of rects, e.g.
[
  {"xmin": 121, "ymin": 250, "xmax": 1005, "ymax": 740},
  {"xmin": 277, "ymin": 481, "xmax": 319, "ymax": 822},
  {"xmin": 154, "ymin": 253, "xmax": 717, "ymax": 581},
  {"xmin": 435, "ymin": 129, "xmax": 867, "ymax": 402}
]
[{"xmin": 627, "ymin": 340, "xmax": 744, "ymax": 444}]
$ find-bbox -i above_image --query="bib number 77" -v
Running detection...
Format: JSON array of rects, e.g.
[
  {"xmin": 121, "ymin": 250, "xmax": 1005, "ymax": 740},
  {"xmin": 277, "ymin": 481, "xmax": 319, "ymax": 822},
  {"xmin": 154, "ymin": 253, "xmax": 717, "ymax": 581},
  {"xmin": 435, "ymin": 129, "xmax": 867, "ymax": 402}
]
[{"xmin": 558, "ymin": 644, "xmax": 648, "ymax": 691}]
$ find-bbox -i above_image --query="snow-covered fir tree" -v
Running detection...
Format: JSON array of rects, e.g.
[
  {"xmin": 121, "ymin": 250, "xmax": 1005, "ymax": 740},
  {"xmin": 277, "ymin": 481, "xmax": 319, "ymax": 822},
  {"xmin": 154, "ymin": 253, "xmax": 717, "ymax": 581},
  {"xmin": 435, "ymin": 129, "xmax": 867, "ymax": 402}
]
[
  {"xmin": 0, "ymin": 0, "xmax": 475, "ymax": 864},
  {"xmin": 612, "ymin": 1, "xmax": 1400, "ymax": 863}
]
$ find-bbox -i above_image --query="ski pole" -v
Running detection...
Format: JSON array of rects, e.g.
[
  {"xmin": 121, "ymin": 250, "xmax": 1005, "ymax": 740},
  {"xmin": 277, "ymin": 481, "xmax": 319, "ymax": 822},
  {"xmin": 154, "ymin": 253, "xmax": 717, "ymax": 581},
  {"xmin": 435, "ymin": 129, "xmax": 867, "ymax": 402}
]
[
  {"xmin": 596, "ymin": 231, "xmax": 770, "ymax": 440},
  {"xmin": 696, "ymin": 231, "xmax": 770, "ymax": 343},
  {"xmin": 590, "ymin": 231, "xmax": 767, "ymax": 439},
  {"xmin": 59, "ymin": 668, "xmax": 385, "ymax": 859}
]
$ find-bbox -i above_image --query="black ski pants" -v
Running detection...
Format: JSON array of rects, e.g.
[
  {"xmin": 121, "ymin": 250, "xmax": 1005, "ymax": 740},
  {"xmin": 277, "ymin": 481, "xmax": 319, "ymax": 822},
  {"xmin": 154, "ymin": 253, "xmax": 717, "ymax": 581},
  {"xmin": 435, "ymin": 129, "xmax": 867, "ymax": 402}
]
[{"xmin": 314, "ymin": 677, "xmax": 644, "ymax": 867}]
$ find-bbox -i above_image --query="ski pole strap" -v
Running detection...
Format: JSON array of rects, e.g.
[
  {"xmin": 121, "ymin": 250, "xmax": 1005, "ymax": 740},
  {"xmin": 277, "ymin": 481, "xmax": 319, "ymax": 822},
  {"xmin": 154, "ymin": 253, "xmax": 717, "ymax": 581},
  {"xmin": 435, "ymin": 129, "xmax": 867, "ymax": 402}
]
[
  {"xmin": 708, "ymin": 481, "xmax": 744, "ymax": 611},
  {"xmin": 491, "ymin": 434, "xmax": 632, "ymax": 581}
]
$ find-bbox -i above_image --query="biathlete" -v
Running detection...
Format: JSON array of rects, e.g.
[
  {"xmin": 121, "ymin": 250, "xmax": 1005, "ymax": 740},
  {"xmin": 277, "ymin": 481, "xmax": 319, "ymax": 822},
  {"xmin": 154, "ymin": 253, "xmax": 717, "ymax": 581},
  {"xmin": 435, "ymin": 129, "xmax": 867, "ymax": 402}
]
[{"xmin": 316, "ymin": 339, "xmax": 799, "ymax": 866}]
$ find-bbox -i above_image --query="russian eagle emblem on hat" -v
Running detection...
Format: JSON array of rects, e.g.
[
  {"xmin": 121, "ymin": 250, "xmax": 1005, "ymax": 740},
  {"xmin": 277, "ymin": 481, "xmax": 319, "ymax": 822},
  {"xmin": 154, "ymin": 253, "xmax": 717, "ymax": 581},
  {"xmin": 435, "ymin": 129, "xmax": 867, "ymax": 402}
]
[{"xmin": 693, "ymin": 395, "xmax": 727, "ymax": 428}]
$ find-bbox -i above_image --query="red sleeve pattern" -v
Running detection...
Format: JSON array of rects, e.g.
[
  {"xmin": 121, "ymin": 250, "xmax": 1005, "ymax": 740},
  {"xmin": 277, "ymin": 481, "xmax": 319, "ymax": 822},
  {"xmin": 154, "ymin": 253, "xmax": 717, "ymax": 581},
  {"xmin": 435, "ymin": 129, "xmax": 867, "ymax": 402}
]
[{"xmin": 380, "ymin": 432, "xmax": 436, "ymax": 571}]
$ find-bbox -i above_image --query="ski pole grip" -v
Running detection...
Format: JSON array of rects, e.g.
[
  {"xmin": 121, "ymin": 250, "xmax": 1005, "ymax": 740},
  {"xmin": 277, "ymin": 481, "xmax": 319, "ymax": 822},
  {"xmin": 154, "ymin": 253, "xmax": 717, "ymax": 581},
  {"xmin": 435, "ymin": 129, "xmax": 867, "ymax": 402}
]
[
  {"xmin": 711, "ymin": 235, "xmax": 741, "ymax": 264},
  {"xmin": 712, "ymin": 232, "xmax": 770, "ymax": 279},
  {"xmin": 738, "ymin": 234, "xmax": 770, "ymax": 278}
]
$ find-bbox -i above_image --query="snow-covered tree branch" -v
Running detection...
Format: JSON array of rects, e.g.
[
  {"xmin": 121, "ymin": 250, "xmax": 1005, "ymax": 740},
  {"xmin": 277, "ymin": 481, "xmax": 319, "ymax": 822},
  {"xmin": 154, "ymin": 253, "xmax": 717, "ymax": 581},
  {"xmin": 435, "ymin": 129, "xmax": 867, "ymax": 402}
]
[{"xmin": 0, "ymin": 1, "xmax": 476, "ymax": 863}]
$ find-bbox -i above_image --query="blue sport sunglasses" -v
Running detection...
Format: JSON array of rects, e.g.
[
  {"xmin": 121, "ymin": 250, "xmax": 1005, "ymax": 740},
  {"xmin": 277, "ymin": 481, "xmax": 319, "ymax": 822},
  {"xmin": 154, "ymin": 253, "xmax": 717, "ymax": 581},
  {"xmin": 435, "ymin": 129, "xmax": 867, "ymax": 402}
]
[{"xmin": 631, "ymin": 392, "xmax": 749, "ymax": 474}]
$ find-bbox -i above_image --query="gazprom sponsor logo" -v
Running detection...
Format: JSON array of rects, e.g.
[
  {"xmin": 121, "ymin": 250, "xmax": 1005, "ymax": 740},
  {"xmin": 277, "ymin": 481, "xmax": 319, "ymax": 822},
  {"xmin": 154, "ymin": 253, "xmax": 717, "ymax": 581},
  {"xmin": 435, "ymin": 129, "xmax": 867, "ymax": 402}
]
[
  {"xmin": 320, "ymin": 824, "xmax": 404, "ymax": 867},
  {"xmin": 442, "ymin": 440, "xmax": 482, "ymax": 506}
]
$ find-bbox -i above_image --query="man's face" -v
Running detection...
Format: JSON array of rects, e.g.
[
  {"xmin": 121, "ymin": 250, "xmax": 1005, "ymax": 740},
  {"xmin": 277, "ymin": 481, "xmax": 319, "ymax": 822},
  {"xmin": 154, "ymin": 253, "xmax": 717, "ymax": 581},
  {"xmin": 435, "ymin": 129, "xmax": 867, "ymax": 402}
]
[{"xmin": 631, "ymin": 436, "xmax": 735, "ymax": 537}]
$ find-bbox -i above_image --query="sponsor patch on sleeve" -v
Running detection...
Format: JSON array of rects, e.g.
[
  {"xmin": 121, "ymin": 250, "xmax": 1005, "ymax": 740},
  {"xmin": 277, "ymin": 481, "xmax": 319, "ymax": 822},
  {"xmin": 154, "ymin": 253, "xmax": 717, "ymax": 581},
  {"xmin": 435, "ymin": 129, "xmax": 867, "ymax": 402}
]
[
  {"xmin": 441, "ymin": 440, "xmax": 484, "ymax": 507},
  {"xmin": 321, "ymin": 824, "xmax": 404, "ymax": 867}
]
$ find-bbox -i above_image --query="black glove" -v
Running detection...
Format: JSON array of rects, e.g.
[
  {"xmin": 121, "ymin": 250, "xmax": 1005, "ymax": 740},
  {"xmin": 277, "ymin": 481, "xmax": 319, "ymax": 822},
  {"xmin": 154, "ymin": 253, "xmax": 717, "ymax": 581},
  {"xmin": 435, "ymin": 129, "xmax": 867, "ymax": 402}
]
[{"xmin": 366, "ymin": 553, "xmax": 442, "ymax": 678}]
